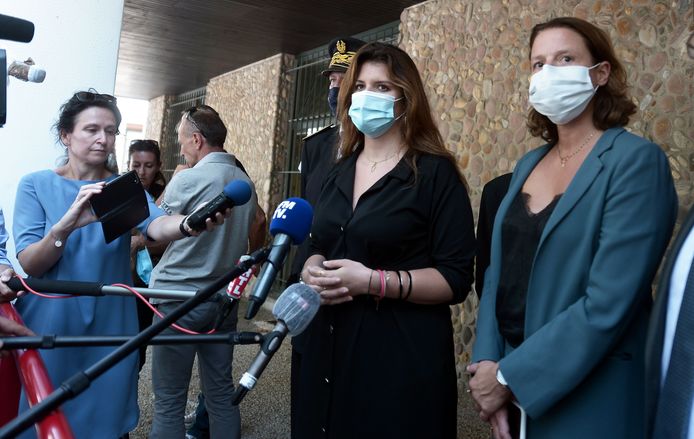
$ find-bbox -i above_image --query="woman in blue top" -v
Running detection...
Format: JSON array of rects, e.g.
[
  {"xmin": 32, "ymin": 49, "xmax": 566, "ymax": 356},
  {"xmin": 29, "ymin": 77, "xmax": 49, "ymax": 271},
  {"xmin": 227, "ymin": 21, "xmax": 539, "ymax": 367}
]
[{"xmin": 12, "ymin": 91, "xmax": 225, "ymax": 439}]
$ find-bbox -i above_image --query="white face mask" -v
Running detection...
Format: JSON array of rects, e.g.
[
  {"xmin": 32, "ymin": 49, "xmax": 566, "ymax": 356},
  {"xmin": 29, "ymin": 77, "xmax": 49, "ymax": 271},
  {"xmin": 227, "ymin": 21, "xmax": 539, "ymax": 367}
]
[{"xmin": 528, "ymin": 63, "xmax": 601, "ymax": 125}]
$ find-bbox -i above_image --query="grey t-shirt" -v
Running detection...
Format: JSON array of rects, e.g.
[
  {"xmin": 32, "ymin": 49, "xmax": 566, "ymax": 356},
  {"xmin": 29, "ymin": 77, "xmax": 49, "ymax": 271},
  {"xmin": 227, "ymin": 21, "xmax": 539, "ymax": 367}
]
[{"xmin": 150, "ymin": 152, "xmax": 257, "ymax": 303}]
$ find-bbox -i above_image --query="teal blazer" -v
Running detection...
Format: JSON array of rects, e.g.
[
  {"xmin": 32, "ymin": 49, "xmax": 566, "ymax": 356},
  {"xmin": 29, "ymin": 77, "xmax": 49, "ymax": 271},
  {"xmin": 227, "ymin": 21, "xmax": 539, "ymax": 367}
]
[{"xmin": 472, "ymin": 127, "xmax": 677, "ymax": 438}]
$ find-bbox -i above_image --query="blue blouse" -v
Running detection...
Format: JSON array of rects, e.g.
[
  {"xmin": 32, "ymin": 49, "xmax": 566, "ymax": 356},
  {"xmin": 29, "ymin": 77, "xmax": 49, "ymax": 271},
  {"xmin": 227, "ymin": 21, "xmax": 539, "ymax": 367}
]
[
  {"xmin": 13, "ymin": 170, "xmax": 164, "ymax": 439},
  {"xmin": 0, "ymin": 209, "xmax": 10, "ymax": 266}
]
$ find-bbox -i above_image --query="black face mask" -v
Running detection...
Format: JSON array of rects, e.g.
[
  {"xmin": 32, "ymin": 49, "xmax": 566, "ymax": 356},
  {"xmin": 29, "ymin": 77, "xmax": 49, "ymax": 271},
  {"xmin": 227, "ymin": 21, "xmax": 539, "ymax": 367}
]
[{"xmin": 327, "ymin": 87, "xmax": 340, "ymax": 116}]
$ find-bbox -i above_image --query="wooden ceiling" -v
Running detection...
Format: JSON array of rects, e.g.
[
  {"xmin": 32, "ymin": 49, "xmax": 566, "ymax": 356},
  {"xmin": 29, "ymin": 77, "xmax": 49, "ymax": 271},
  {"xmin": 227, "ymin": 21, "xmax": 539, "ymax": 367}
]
[{"xmin": 115, "ymin": 0, "xmax": 421, "ymax": 100}]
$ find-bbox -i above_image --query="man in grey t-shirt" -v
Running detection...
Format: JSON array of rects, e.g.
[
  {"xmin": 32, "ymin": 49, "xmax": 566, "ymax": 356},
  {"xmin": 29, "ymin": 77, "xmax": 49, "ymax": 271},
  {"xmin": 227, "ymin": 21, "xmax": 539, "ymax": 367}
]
[{"xmin": 149, "ymin": 105, "xmax": 257, "ymax": 439}]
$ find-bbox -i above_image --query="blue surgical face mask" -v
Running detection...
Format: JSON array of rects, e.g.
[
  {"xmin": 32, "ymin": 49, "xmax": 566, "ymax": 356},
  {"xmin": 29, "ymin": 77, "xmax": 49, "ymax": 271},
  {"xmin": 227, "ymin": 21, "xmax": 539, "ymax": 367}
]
[
  {"xmin": 348, "ymin": 90, "xmax": 404, "ymax": 138},
  {"xmin": 327, "ymin": 87, "xmax": 340, "ymax": 116},
  {"xmin": 136, "ymin": 248, "xmax": 153, "ymax": 285}
]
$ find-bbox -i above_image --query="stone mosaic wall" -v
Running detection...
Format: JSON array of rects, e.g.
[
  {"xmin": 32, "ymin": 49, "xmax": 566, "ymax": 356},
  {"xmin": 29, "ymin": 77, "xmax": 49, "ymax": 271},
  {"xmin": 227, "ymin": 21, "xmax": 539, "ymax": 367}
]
[
  {"xmin": 400, "ymin": 0, "xmax": 693, "ymax": 387},
  {"xmin": 144, "ymin": 0, "xmax": 692, "ymax": 393},
  {"xmin": 205, "ymin": 54, "xmax": 295, "ymax": 215},
  {"xmin": 144, "ymin": 94, "xmax": 169, "ymax": 142}
]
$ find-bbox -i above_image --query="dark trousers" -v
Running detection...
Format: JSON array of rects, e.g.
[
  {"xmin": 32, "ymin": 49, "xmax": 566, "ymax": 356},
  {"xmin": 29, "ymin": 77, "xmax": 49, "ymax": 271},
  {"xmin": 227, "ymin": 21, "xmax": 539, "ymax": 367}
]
[{"xmin": 187, "ymin": 393, "xmax": 210, "ymax": 439}]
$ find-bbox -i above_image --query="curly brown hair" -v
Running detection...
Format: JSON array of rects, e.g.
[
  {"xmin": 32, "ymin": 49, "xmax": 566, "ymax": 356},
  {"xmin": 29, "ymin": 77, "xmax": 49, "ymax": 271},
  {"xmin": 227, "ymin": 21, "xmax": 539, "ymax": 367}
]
[{"xmin": 527, "ymin": 17, "xmax": 637, "ymax": 143}]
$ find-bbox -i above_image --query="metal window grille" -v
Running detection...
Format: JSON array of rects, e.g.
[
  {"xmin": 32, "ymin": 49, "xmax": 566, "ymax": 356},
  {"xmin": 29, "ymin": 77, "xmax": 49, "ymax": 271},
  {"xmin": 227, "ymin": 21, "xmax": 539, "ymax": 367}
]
[{"xmin": 160, "ymin": 87, "xmax": 206, "ymax": 180}]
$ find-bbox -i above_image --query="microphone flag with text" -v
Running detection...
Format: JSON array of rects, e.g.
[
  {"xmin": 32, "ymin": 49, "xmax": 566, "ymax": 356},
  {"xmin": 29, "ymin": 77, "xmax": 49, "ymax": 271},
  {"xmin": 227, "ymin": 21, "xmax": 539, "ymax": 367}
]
[
  {"xmin": 213, "ymin": 255, "xmax": 258, "ymax": 330},
  {"xmin": 245, "ymin": 198, "xmax": 313, "ymax": 319},
  {"xmin": 233, "ymin": 283, "xmax": 320, "ymax": 405},
  {"xmin": 186, "ymin": 179, "xmax": 252, "ymax": 231}
]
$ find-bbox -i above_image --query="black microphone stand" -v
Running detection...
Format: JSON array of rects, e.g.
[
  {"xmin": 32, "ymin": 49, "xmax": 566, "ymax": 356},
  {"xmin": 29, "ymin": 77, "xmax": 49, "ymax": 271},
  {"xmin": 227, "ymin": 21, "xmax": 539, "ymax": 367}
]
[
  {"xmin": 0, "ymin": 333, "xmax": 264, "ymax": 350},
  {"xmin": 6, "ymin": 277, "xmax": 198, "ymax": 301},
  {"xmin": 0, "ymin": 246, "xmax": 270, "ymax": 439}
]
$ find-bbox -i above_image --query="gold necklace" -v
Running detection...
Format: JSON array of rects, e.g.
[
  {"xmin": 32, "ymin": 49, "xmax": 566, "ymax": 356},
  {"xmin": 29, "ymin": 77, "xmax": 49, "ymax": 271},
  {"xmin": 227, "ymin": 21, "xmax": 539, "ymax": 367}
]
[
  {"xmin": 363, "ymin": 148, "xmax": 400, "ymax": 173},
  {"xmin": 557, "ymin": 131, "xmax": 596, "ymax": 167}
]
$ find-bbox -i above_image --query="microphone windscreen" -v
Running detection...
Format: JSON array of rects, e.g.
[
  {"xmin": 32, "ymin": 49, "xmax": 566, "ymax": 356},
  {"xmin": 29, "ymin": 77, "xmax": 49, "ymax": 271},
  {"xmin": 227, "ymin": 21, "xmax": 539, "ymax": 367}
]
[
  {"xmin": 28, "ymin": 66, "xmax": 45, "ymax": 83},
  {"xmin": 273, "ymin": 283, "xmax": 320, "ymax": 335},
  {"xmin": 223, "ymin": 179, "xmax": 252, "ymax": 205},
  {"xmin": 269, "ymin": 198, "xmax": 313, "ymax": 244},
  {"xmin": 0, "ymin": 14, "xmax": 35, "ymax": 43}
]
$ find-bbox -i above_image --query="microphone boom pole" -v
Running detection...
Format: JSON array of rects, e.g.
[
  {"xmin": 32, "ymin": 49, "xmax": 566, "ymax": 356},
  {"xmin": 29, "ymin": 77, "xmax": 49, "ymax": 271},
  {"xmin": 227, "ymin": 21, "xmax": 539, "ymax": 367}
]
[
  {"xmin": 0, "ymin": 246, "xmax": 270, "ymax": 439},
  {"xmin": 6, "ymin": 277, "xmax": 198, "ymax": 301},
  {"xmin": 0, "ymin": 333, "xmax": 264, "ymax": 350}
]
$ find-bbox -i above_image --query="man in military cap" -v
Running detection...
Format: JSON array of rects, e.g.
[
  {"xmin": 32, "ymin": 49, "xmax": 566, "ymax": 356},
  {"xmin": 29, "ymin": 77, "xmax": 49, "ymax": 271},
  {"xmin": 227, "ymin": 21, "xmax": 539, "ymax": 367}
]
[
  {"xmin": 288, "ymin": 35, "xmax": 365, "ymax": 439},
  {"xmin": 288, "ymin": 36, "xmax": 365, "ymax": 286},
  {"xmin": 293, "ymin": 36, "xmax": 366, "ymax": 233}
]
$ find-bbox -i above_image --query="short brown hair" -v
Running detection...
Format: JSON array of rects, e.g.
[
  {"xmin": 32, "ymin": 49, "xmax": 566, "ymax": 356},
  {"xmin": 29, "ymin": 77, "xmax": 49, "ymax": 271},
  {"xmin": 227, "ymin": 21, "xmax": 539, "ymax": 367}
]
[
  {"xmin": 181, "ymin": 105, "xmax": 227, "ymax": 147},
  {"xmin": 527, "ymin": 17, "xmax": 637, "ymax": 143}
]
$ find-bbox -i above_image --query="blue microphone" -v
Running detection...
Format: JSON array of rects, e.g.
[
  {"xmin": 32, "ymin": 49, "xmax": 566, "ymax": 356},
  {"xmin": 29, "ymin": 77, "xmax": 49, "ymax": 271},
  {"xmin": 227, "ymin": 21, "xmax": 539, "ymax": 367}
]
[
  {"xmin": 245, "ymin": 198, "xmax": 313, "ymax": 319},
  {"xmin": 186, "ymin": 180, "xmax": 252, "ymax": 232}
]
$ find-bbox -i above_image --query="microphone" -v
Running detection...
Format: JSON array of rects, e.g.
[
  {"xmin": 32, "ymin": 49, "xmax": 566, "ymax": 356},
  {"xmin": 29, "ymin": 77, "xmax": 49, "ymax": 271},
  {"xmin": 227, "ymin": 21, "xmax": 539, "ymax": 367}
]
[
  {"xmin": 186, "ymin": 179, "xmax": 252, "ymax": 232},
  {"xmin": 0, "ymin": 14, "xmax": 35, "ymax": 43},
  {"xmin": 233, "ymin": 283, "xmax": 319, "ymax": 404},
  {"xmin": 245, "ymin": 198, "xmax": 313, "ymax": 319},
  {"xmin": 8, "ymin": 58, "xmax": 46, "ymax": 83}
]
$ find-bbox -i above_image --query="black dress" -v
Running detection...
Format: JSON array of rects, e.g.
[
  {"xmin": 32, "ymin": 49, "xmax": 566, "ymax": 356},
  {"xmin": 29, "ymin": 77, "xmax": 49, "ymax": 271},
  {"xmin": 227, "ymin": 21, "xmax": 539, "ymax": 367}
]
[{"xmin": 294, "ymin": 150, "xmax": 475, "ymax": 439}]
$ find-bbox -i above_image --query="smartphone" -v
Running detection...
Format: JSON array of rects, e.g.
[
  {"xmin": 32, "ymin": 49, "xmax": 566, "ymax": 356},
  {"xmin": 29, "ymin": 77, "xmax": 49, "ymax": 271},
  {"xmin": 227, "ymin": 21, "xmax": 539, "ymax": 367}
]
[
  {"xmin": 507, "ymin": 400, "xmax": 526, "ymax": 439},
  {"xmin": 90, "ymin": 171, "xmax": 149, "ymax": 243}
]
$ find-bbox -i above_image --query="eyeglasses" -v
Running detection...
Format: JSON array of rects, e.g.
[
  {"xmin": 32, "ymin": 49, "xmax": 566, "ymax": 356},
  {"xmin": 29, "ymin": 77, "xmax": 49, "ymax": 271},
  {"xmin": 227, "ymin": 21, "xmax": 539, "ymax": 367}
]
[
  {"xmin": 184, "ymin": 109, "xmax": 205, "ymax": 138},
  {"xmin": 183, "ymin": 105, "xmax": 216, "ymax": 139},
  {"xmin": 74, "ymin": 89, "xmax": 117, "ymax": 104}
]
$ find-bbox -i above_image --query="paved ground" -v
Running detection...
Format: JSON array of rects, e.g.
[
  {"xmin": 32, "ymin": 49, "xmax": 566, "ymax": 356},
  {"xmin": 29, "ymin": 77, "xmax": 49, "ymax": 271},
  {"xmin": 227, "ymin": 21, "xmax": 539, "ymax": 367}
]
[{"xmin": 131, "ymin": 299, "xmax": 490, "ymax": 438}]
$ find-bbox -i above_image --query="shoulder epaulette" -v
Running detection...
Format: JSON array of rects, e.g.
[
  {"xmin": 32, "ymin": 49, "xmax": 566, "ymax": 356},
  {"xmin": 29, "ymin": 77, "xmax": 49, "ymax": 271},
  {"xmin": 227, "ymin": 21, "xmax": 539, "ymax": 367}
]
[{"xmin": 302, "ymin": 124, "xmax": 337, "ymax": 142}]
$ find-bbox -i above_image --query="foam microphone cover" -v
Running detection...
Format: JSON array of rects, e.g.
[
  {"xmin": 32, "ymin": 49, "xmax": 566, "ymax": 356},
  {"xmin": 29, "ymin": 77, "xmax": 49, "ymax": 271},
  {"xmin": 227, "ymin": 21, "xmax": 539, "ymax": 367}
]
[
  {"xmin": 0, "ymin": 14, "xmax": 35, "ymax": 43},
  {"xmin": 272, "ymin": 283, "xmax": 320, "ymax": 336},
  {"xmin": 224, "ymin": 179, "xmax": 252, "ymax": 204},
  {"xmin": 186, "ymin": 179, "xmax": 252, "ymax": 231}
]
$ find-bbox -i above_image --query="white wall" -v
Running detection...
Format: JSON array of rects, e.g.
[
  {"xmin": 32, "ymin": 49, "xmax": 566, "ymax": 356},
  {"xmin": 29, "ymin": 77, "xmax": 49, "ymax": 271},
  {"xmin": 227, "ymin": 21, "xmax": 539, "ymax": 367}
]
[
  {"xmin": 114, "ymin": 97, "xmax": 150, "ymax": 170},
  {"xmin": 0, "ymin": 0, "xmax": 124, "ymax": 270}
]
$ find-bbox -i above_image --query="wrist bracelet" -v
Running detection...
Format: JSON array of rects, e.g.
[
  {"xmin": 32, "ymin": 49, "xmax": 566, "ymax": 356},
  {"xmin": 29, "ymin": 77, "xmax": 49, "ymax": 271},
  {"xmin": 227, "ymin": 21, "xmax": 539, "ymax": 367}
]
[
  {"xmin": 378, "ymin": 269, "xmax": 386, "ymax": 300},
  {"xmin": 367, "ymin": 269, "xmax": 374, "ymax": 295},
  {"xmin": 396, "ymin": 270, "xmax": 403, "ymax": 300},
  {"xmin": 179, "ymin": 217, "xmax": 192, "ymax": 237},
  {"xmin": 404, "ymin": 270, "xmax": 413, "ymax": 301}
]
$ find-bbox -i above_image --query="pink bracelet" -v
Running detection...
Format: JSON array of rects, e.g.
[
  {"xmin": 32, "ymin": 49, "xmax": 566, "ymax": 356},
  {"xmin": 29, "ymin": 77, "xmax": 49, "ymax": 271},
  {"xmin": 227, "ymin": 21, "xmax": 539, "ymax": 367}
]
[{"xmin": 378, "ymin": 269, "xmax": 386, "ymax": 300}]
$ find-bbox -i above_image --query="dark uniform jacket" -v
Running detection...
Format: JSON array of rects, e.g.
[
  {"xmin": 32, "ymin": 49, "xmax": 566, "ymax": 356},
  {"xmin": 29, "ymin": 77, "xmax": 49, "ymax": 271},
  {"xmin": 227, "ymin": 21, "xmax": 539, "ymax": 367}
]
[{"xmin": 290, "ymin": 124, "xmax": 339, "ymax": 279}]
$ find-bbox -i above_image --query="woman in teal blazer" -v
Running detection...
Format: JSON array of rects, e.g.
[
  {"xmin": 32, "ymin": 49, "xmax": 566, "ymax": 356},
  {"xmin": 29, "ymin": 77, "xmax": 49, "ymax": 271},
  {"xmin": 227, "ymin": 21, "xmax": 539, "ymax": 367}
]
[{"xmin": 469, "ymin": 17, "xmax": 677, "ymax": 439}]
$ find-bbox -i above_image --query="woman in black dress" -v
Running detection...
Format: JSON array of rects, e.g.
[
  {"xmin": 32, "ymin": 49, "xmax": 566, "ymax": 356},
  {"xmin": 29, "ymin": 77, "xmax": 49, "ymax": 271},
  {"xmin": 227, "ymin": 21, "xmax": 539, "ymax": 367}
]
[{"xmin": 295, "ymin": 42, "xmax": 475, "ymax": 439}]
